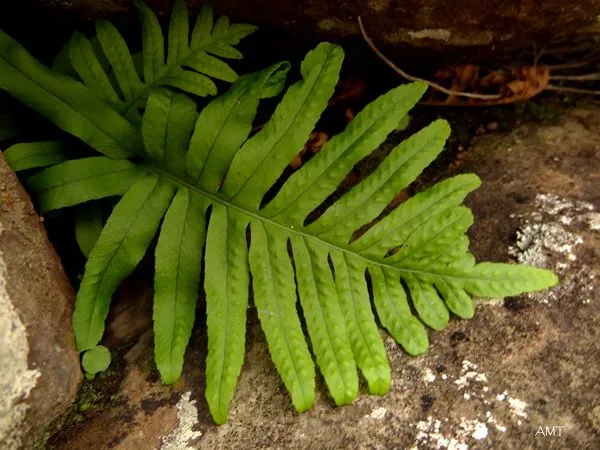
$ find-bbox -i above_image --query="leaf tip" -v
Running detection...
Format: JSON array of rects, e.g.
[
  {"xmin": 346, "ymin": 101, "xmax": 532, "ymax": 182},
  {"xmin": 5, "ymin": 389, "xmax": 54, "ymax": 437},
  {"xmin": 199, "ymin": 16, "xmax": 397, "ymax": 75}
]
[
  {"xmin": 366, "ymin": 370, "xmax": 391, "ymax": 396},
  {"xmin": 81, "ymin": 345, "xmax": 111, "ymax": 375}
]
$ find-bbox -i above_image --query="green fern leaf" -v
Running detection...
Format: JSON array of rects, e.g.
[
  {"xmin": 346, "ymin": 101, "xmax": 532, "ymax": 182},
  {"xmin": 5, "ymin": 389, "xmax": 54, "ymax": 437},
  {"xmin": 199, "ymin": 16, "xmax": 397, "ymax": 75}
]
[
  {"xmin": 154, "ymin": 188, "xmax": 208, "ymax": 384},
  {"xmin": 261, "ymin": 82, "xmax": 427, "ymax": 222},
  {"xmin": 4, "ymin": 141, "xmax": 67, "ymax": 172},
  {"xmin": 369, "ymin": 265, "xmax": 428, "ymax": 355},
  {"xmin": 0, "ymin": 33, "xmax": 559, "ymax": 425},
  {"xmin": 96, "ymin": 20, "xmax": 144, "ymax": 104},
  {"xmin": 68, "ymin": 31, "xmax": 123, "ymax": 106},
  {"xmin": 330, "ymin": 251, "xmax": 391, "ymax": 395},
  {"xmin": 204, "ymin": 204, "xmax": 250, "ymax": 424},
  {"xmin": 75, "ymin": 203, "xmax": 105, "ymax": 258},
  {"xmin": 306, "ymin": 120, "xmax": 450, "ymax": 243},
  {"xmin": 352, "ymin": 173, "xmax": 481, "ymax": 256},
  {"xmin": 65, "ymin": 0, "xmax": 256, "ymax": 116},
  {"xmin": 0, "ymin": 29, "xmax": 140, "ymax": 159},
  {"xmin": 73, "ymin": 174, "xmax": 176, "ymax": 351},
  {"xmin": 221, "ymin": 44, "xmax": 344, "ymax": 209},
  {"xmin": 185, "ymin": 62, "xmax": 290, "ymax": 188},
  {"xmin": 464, "ymin": 262, "xmax": 558, "ymax": 297},
  {"xmin": 291, "ymin": 236, "xmax": 358, "ymax": 405},
  {"xmin": 27, "ymin": 157, "xmax": 143, "ymax": 213},
  {"xmin": 142, "ymin": 88, "xmax": 197, "ymax": 173},
  {"xmin": 248, "ymin": 220, "xmax": 316, "ymax": 412}
]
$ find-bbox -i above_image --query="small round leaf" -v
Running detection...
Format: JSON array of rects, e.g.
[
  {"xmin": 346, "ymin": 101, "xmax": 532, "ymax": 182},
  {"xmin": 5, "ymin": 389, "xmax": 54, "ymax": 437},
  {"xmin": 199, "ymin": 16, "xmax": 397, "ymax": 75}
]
[{"xmin": 82, "ymin": 345, "xmax": 111, "ymax": 375}]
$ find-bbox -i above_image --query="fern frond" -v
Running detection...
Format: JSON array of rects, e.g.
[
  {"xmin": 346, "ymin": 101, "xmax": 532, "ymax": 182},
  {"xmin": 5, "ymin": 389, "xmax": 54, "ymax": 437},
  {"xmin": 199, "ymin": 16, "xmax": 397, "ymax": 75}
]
[
  {"xmin": 185, "ymin": 62, "xmax": 290, "ymax": 188},
  {"xmin": 330, "ymin": 251, "xmax": 390, "ymax": 395},
  {"xmin": 369, "ymin": 265, "xmax": 428, "ymax": 355},
  {"xmin": 403, "ymin": 273, "xmax": 449, "ymax": 331},
  {"xmin": 306, "ymin": 120, "xmax": 450, "ymax": 243},
  {"xmin": 221, "ymin": 44, "xmax": 344, "ymax": 209},
  {"xmin": 142, "ymin": 88, "xmax": 197, "ymax": 173},
  {"xmin": 0, "ymin": 33, "xmax": 558, "ymax": 424},
  {"xmin": 67, "ymin": 0, "xmax": 256, "ymax": 116},
  {"xmin": 352, "ymin": 173, "xmax": 481, "ymax": 256},
  {"xmin": 75, "ymin": 203, "xmax": 105, "ymax": 258},
  {"xmin": 69, "ymin": 31, "xmax": 123, "ymax": 106},
  {"xmin": 261, "ymin": 82, "xmax": 427, "ymax": 222}
]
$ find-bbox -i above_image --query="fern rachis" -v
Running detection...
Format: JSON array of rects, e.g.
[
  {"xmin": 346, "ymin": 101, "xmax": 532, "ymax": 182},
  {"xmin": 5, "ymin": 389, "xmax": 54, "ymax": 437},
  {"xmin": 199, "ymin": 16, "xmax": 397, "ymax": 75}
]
[{"xmin": 0, "ymin": 25, "xmax": 558, "ymax": 426}]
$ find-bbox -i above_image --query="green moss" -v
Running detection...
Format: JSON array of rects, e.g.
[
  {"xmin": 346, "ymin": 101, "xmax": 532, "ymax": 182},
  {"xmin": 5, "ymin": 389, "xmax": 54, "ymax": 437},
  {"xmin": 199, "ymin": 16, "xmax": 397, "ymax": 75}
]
[{"xmin": 35, "ymin": 345, "xmax": 129, "ymax": 449}]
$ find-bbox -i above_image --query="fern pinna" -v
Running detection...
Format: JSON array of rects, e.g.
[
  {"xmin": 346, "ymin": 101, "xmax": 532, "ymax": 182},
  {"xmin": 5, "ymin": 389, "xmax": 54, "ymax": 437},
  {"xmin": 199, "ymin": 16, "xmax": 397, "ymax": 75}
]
[{"xmin": 0, "ymin": 20, "xmax": 556, "ymax": 423}]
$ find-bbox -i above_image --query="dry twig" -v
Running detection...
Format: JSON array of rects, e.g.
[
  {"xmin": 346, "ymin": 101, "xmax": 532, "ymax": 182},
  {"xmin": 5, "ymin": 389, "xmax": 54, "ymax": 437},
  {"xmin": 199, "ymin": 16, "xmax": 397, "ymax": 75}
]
[{"xmin": 357, "ymin": 16, "xmax": 502, "ymax": 101}]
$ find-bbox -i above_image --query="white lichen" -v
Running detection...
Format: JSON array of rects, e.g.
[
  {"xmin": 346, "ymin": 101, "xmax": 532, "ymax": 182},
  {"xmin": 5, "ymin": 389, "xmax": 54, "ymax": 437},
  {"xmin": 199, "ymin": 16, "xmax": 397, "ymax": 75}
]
[
  {"xmin": 161, "ymin": 392, "xmax": 202, "ymax": 450},
  {"xmin": 508, "ymin": 193, "xmax": 598, "ymax": 270},
  {"xmin": 408, "ymin": 29, "xmax": 452, "ymax": 41},
  {"xmin": 507, "ymin": 397, "xmax": 528, "ymax": 419},
  {"xmin": 411, "ymin": 359, "xmax": 529, "ymax": 449},
  {"xmin": 588, "ymin": 212, "xmax": 600, "ymax": 230},
  {"xmin": 508, "ymin": 193, "xmax": 599, "ymax": 305},
  {"xmin": 0, "ymin": 240, "xmax": 41, "ymax": 449},
  {"xmin": 368, "ymin": 407, "xmax": 387, "ymax": 420},
  {"xmin": 414, "ymin": 416, "xmax": 489, "ymax": 449},
  {"xmin": 423, "ymin": 367, "xmax": 437, "ymax": 383}
]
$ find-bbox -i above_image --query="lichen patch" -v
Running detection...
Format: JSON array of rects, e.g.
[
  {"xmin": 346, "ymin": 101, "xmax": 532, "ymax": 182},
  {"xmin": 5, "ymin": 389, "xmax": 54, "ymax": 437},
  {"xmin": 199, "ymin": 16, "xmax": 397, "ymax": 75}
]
[
  {"xmin": 508, "ymin": 192, "xmax": 599, "ymax": 305},
  {"xmin": 160, "ymin": 392, "xmax": 202, "ymax": 450},
  {"xmin": 408, "ymin": 29, "xmax": 451, "ymax": 41},
  {"xmin": 410, "ymin": 359, "xmax": 533, "ymax": 449},
  {"xmin": 509, "ymin": 193, "xmax": 596, "ymax": 269},
  {"xmin": 0, "ymin": 246, "xmax": 41, "ymax": 449}
]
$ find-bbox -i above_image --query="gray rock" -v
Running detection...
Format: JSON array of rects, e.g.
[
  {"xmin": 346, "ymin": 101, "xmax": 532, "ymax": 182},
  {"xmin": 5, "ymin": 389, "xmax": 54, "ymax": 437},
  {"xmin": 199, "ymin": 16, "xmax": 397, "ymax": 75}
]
[{"xmin": 0, "ymin": 153, "xmax": 82, "ymax": 449}]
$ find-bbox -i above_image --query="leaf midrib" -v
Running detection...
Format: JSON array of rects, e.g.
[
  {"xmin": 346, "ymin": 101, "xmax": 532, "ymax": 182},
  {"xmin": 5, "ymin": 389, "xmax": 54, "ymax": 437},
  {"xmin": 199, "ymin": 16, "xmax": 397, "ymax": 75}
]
[
  {"xmin": 83, "ymin": 176, "xmax": 161, "ymax": 347},
  {"xmin": 34, "ymin": 166, "xmax": 138, "ymax": 192},
  {"xmin": 151, "ymin": 165, "xmax": 502, "ymax": 284},
  {"xmin": 269, "ymin": 97, "xmax": 414, "ymax": 222},
  {"xmin": 121, "ymin": 31, "xmax": 241, "ymax": 116},
  {"xmin": 302, "ymin": 240, "xmax": 349, "ymax": 391},
  {"xmin": 340, "ymin": 254, "xmax": 383, "ymax": 376}
]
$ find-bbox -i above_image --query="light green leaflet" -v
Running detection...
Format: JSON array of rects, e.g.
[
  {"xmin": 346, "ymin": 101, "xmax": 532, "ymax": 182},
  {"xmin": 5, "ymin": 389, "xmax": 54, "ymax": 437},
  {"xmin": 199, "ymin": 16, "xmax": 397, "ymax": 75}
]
[{"xmin": 0, "ymin": 28, "xmax": 558, "ymax": 425}]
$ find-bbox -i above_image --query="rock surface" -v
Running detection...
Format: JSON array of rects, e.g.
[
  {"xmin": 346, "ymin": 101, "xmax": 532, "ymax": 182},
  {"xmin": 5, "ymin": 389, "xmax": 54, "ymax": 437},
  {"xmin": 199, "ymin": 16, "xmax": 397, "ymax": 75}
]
[
  {"xmin": 16, "ymin": 0, "xmax": 600, "ymax": 50},
  {"xmin": 45, "ymin": 103, "xmax": 600, "ymax": 449},
  {"xmin": 0, "ymin": 153, "xmax": 82, "ymax": 449}
]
